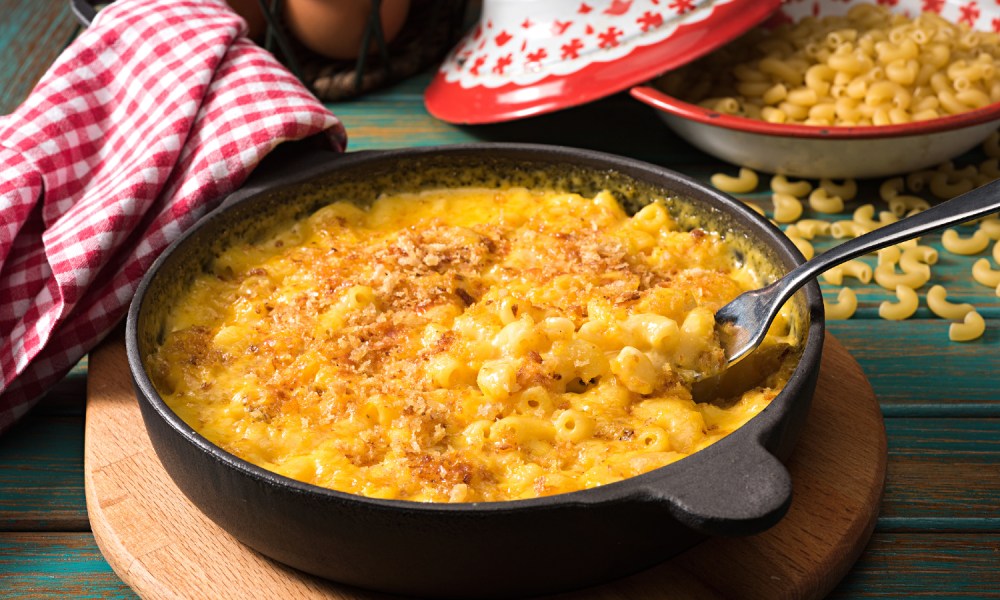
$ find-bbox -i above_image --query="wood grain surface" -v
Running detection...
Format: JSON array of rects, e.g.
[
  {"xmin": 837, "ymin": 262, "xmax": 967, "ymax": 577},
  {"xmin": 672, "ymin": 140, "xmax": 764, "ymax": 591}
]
[
  {"xmin": 0, "ymin": 0, "xmax": 78, "ymax": 113},
  {"xmin": 84, "ymin": 332, "xmax": 885, "ymax": 600}
]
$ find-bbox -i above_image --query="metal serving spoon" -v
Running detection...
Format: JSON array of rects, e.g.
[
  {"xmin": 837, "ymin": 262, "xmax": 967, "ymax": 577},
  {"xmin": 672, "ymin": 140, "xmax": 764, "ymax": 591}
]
[{"xmin": 716, "ymin": 177, "xmax": 1000, "ymax": 369}]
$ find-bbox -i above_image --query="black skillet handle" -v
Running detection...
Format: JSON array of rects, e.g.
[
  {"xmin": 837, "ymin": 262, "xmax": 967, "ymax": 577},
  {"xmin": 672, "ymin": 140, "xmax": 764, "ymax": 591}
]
[{"xmin": 643, "ymin": 442, "xmax": 793, "ymax": 537}]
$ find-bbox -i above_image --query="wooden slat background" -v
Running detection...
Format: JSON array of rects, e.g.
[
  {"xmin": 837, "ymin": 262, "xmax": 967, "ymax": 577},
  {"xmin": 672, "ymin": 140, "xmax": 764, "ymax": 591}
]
[{"xmin": 1, "ymin": 0, "xmax": 998, "ymax": 597}]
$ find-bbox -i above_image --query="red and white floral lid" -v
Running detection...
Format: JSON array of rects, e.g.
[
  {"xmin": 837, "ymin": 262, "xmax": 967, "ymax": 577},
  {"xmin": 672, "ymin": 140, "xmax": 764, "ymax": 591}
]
[{"xmin": 425, "ymin": 0, "xmax": 782, "ymax": 124}]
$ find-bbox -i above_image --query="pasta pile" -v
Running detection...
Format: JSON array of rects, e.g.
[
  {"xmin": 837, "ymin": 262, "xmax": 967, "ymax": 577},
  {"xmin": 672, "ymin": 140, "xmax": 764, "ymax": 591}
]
[
  {"xmin": 710, "ymin": 130, "xmax": 1000, "ymax": 342},
  {"xmin": 660, "ymin": 2, "xmax": 1000, "ymax": 126}
]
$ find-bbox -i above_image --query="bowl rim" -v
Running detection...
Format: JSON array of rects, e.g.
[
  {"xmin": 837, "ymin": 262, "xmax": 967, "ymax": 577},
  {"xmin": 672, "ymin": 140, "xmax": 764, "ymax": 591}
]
[
  {"xmin": 125, "ymin": 142, "xmax": 824, "ymax": 519},
  {"xmin": 630, "ymin": 84, "xmax": 1000, "ymax": 140}
]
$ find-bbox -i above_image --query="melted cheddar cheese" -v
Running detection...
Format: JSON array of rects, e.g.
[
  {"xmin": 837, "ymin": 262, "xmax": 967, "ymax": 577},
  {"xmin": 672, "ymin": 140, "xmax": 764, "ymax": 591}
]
[{"xmin": 149, "ymin": 187, "xmax": 799, "ymax": 502}]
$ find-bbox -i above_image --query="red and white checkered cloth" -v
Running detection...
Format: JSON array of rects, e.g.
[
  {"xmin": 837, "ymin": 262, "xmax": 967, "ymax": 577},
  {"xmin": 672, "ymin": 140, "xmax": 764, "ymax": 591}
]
[{"xmin": 0, "ymin": 0, "xmax": 346, "ymax": 433}]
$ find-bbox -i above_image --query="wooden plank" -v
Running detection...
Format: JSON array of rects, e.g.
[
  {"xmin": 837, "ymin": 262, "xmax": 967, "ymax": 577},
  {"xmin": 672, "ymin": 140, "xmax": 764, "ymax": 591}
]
[
  {"xmin": 827, "ymin": 320, "xmax": 1000, "ymax": 415},
  {"xmin": 0, "ymin": 414, "xmax": 87, "ymax": 531},
  {"xmin": 0, "ymin": 532, "xmax": 136, "ymax": 599},
  {"xmin": 879, "ymin": 419, "xmax": 1000, "ymax": 531},
  {"xmin": 828, "ymin": 534, "xmax": 1000, "ymax": 599},
  {"xmin": 2, "ymin": 531, "xmax": 998, "ymax": 600},
  {"xmin": 329, "ymin": 90, "xmax": 712, "ymax": 166},
  {"xmin": 0, "ymin": 0, "xmax": 78, "ymax": 113}
]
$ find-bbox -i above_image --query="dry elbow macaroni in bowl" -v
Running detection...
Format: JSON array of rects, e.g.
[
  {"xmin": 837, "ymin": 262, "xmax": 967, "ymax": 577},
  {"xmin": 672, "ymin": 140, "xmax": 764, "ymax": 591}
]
[
  {"xmin": 149, "ymin": 187, "xmax": 801, "ymax": 503},
  {"xmin": 658, "ymin": 3, "xmax": 1000, "ymax": 126}
]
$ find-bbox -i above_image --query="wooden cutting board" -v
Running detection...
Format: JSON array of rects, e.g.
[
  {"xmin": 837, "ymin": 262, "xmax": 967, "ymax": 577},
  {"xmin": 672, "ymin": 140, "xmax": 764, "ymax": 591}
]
[{"xmin": 85, "ymin": 332, "xmax": 886, "ymax": 600}]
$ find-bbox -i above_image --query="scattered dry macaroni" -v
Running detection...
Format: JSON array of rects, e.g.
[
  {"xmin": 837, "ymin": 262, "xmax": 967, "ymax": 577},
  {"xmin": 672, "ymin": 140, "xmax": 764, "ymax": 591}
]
[
  {"xmin": 875, "ymin": 262, "xmax": 930, "ymax": 290},
  {"xmin": 926, "ymin": 284, "xmax": 975, "ymax": 320},
  {"xmin": 979, "ymin": 217, "xmax": 1000, "ymax": 240},
  {"xmin": 887, "ymin": 194, "xmax": 931, "ymax": 217},
  {"xmin": 941, "ymin": 228, "xmax": 990, "ymax": 255},
  {"xmin": 971, "ymin": 259, "xmax": 1000, "ymax": 288},
  {"xmin": 771, "ymin": 175, "xmax": 813, "ymax": 197},
  {"xmin": 824, "ymin": 287, "xmax": 858, "ymax": 320},
  {"xmin": 823, "ymin": 259, "xmax": 872, "ymax": 285},
  {"xmin": 879, "ymin": 285, "xmax": 919, "ymax": 320},
  {"xmin": 772, "ymin": 192, "xmax": 804, "ymax": 223},
  {"xmin": 149, "ymin": 187, "xmax": 801, "ymax": 503},
  {"xmin": 809, "ymin": 188, "xmax": 845, "ymax": 214},
  {"xmin": 658, "ymin": 3, "xmax": 1000, "ymax": 126},
  {"xmin": 711, "ymin": 168, "xmax": 759, "ymax": 193},
  {"xmin": 949, "ymin": 310, "xmax": 986, "ymax": 342},
  {"xmin": 794, "ymin": 219, "xmax": 833, "ymax": 238},
  {"xmin": 821, "ymin": 178, "xmax": 858, "ymax": 201}
]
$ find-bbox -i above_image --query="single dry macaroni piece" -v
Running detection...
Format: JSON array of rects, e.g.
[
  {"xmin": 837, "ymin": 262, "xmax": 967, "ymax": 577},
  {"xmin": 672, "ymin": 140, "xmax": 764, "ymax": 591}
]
[
  {"xmin": 149, "ymin": 188, "xmax": 801, "ymax": 503},
  {"xmin": 901, "ymin": 245, "xmax": 939, "ymax": 268},
  {"xmin": 809, "ymin": 188, "xmax": 845, "ymax": 214},
  {"xmin": 711, "ymin": 168, "xmax": 759, "ymax": 193},
  {"xmin": 949, "ymin": 310, "xmax": 986, "ymax": 342},
  {"xmin": 823, "ymin": 259, "xmax": 873, "ymax": 285},
  {"xmin": 853, "ymin": 204, "xmax": 897, "ymax": 230},
  {"xmin": 824, "ymin": 286, "xmax": 858, "ymax": 320},
  {"xmin": 929, "ymin": 172, "xmax": 975, "ymax": 199},
  {"xmin": 772, "ymin": 193, "xmax": 804, "ymax": 223},
  {"xmin": 971, "ymin": 259, "xmax": 1000, "ymax": 288},
  {"xmin": 831, "ymin": 219, "xmax": 871, "ymax": 239},
  {"xmin": 879, "ymin": 285, "xmax": 919, "ymax": 321},
  {"xmin": 820, "ymin": 178, "xmax": 858, "ymax": 201},
  {"xmin": 926, "ymin": 284, "xmax": 975, "ymax": 320},
  {"xmin": 887, "ymin": 194, "xmax": 930, "ymax": 217},
  {"xmin": 878, "ymin": 246, "xmax": 902, "ymax": 266},
  {"xmin": 657, "ymin": 3, "xmax": 1000, "ymax": 127},
  {"xmin": 794, "ymin": 219, "xmax": 833, "ymax": 239},
  {"xmin": 905, "ymin": 171, "xmax": 934, "ymax": 194},
  {"xmin": 941, "ymin": 228, "xmax": 990, "ymax": 255},
  {"xmin": 875, "ymin": 263, "xmax": 930, "ymax": 290},
  {"xmin": 770, "ymin": 174, "xmax": 813, "ymax": 197},
  {"xmin": 788, "ymin": 235, "xmax": 816, "ymax": 260},
  {"xmin": 979, "ymin": 217, "xmax": 1000, "ymax": 240},
  {"xmin": 879, "ymin": 177, "xmax": 904, "ymax": 201}
]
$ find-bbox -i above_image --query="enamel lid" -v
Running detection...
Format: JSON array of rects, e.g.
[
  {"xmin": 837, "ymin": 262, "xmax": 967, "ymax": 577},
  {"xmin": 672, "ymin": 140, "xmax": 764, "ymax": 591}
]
[{"xmin": 424, "ymin": 0, "xmax": 782, "ymax": 124}]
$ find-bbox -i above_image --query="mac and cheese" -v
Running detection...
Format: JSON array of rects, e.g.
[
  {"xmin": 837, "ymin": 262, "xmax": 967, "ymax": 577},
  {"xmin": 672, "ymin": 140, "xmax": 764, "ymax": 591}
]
[{"xmin": 149, "ymin": 188, "xmax": 800, "ymax": 502}]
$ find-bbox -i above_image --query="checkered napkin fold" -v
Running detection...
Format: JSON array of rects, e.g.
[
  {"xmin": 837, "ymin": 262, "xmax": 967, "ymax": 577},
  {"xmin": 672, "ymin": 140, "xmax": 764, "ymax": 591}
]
[{"xmin": 0, "ymin": 0, "xmax": 347, "ymax": 433}]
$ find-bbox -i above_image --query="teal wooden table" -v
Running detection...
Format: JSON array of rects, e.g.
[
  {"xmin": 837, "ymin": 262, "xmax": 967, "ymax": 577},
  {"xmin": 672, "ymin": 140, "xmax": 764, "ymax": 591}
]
[{"xmin": 2, "ymin": 2, "xmax": 999, "ymax": 597}]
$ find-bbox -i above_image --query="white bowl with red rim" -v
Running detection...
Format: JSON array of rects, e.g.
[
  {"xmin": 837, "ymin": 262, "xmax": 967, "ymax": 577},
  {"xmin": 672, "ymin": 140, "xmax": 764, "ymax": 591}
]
[
  {"xmin": 424, "ymin": 0, "xmax": 782, "ymax": 124},
  {"xmin": 630, "ymin": 0, "xmax": 1000, "ymax": 179}
]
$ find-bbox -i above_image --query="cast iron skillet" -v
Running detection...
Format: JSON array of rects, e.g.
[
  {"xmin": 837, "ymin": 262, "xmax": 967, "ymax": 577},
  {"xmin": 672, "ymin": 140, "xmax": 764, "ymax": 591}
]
[{"xmin": 126, "ymin": 143, "xmax": 825, "ymax": 599}]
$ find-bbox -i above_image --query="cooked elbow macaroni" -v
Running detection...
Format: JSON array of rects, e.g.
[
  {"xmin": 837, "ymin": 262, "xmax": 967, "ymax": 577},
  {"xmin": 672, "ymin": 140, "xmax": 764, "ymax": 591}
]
[
  {"xmin": 658, "ymin": 3, "xmax": 1000, "ymax": 127},
  {"xmin": 149, "ymin": 187, "xmax": 801, "ymax": 503}
]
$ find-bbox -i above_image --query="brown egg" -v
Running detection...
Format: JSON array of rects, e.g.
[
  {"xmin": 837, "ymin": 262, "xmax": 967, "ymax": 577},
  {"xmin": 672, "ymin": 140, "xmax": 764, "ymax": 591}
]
[
  {"xmin": 284, "ymin": 0, "xmax": 411, "ymax": 60},
  {"xmin": 226, "ymin": 0, "xmax": 267, "ymax": 41}
]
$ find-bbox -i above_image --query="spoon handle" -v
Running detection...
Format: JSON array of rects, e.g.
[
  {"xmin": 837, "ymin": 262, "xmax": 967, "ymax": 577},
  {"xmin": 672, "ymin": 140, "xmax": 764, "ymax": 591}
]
[{"xmin": 775, "ymin": 178, "xmax": 1000, "ymax": 299}]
